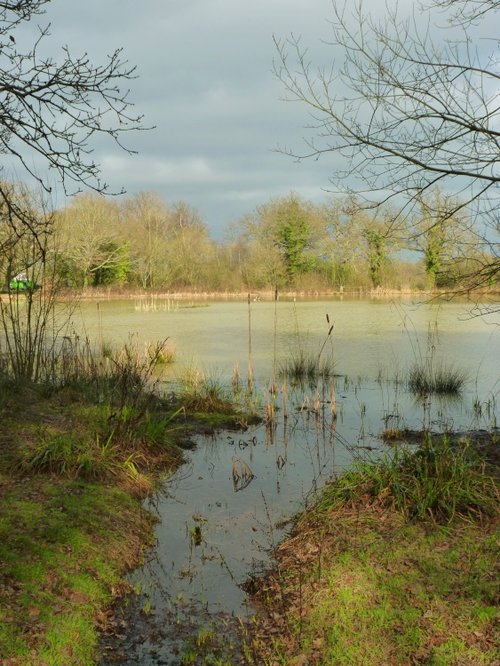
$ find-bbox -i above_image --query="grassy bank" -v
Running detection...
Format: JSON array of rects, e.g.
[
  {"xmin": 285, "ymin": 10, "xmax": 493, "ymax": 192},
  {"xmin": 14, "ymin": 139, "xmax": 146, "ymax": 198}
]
[
  {"xmin": 0, "ymin": 368, "xmax": 254, "ymax": 664},
  {"xmin": 247, "ymin": 435, "xmax": 499, "ymax": 665}
]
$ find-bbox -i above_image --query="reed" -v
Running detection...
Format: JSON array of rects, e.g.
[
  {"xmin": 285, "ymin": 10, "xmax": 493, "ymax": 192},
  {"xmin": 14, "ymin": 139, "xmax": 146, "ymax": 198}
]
[
  {"xmin": 271, "ymin": 286, "xmax": 279, "ymax": 394},
  {"xmin": 247, "ymin": 293, "xmax": 254, "ymax": 394},
  {"xmin": 280, "ymin": 311, "xmax": 335, "ymax": 386},
  {"xmin": 232, "ymin": 362, "xmax": 241, "ymax": 394},
  {"xmin": 329, "ymin": 377, "xmax": 337, "ymax": 419},
  {"xmin": 280, "ymin": 350, "xmax": 335, "ymax": 385}
]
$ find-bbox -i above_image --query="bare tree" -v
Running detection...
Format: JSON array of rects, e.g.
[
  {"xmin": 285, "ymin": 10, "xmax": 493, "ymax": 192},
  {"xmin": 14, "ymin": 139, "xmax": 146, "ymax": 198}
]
[
  {"xmin": 273, "ymin": 0, "xmax": 499, "ymax": 294},
  {"xmin": 0, "ymin": 1, "xmax": 146, "ymax": 222},
  {"xmin": 430, "ymin": 0, "xmax": 499, "ymax": 24}
]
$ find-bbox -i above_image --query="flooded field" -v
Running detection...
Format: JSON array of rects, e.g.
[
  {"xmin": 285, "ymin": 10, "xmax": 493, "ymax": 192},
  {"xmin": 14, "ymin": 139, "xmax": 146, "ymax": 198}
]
[{"xmin": 88, "ymin": 297, "xmax": 499, "ymax": 664}]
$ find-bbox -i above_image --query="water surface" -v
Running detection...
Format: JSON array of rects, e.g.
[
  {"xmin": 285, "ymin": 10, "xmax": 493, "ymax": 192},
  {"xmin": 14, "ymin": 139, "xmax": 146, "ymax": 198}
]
[{"xmin": 92, "ymin": 297, "xmax": 499, "ymax": 664}]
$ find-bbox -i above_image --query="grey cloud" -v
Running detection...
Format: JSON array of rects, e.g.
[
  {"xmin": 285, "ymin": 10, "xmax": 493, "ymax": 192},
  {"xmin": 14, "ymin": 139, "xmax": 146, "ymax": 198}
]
[{"xmin": 22, "ymin": 0, "xmax": 351, "ymax": 236}]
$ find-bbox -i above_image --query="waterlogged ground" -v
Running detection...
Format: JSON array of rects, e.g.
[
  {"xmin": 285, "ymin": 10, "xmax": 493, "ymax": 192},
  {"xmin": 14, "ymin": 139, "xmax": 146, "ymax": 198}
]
[
  {"xmin": 91, "ymin": 298, "xmax": 499, "ymax": 664},
  {"xmin": 99, "ymin": 384, "xmax": 498, "ymax": 664}
]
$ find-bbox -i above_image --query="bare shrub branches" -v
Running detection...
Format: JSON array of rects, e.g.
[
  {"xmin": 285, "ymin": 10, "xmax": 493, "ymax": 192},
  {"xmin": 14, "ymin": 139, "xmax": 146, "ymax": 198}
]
[
  {"xmin": 273, "ymin": 0, "xmax": 499, "ymax": 294},
  {"xmin": 0, "ymin": 2, "xmax": 146, "ymax": 197}
]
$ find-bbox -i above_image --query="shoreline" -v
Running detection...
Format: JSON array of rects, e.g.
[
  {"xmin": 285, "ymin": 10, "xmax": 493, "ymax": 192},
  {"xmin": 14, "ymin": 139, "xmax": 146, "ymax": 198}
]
[{"xmin": 53, "ymin": 286, "xmax": 500, "ymax": 303}]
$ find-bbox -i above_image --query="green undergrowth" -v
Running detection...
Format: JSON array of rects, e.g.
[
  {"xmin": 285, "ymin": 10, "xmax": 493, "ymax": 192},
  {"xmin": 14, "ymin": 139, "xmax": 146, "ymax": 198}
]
[
  {"xmin": 248, "ymin": 435, "xmax": 499, "ymax": 666},
  {"xmin": 0, "ymin": 372, "xmax": 252, "ymax": 665},
  {"xmin": 0, "ymin": 476, "xmax": 154, "ymax": 665},
  {"xmin": 318, "ymin": 434, "xmax": 499, "ymax": 523}
]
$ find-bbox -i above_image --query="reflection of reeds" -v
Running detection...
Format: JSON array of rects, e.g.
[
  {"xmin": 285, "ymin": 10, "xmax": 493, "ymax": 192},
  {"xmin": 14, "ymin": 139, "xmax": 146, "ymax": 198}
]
[{"xmin": 282, "ymin": 376, "xmax": 288, "ymax": 420}]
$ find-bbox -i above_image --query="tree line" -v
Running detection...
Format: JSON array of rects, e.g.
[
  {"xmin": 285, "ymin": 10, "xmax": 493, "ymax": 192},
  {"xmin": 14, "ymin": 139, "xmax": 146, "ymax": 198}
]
[
  {"xmin": 0, "ymin": 185, "xmax": 492, "ymax": 294},
  {"xmin": 0, "ymin": 0, "xmax": 497, "ymax": 298}
]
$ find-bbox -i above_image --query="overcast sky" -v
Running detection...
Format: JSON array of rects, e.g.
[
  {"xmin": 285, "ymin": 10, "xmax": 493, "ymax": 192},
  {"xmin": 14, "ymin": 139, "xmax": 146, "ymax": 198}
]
[
  {"xmin": 19, "ymin": 0, "xmax": 341, "ymax": 238},
  {"xmin": 14, "ymin": 0, "xmax": 488, "ymax": 239}
]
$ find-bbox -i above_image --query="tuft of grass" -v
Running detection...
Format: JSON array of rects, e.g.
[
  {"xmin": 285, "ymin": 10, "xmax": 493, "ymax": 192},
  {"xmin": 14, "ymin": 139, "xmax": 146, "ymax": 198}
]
[
  {"xmin": 280, "ymin": 350, "xmax": 334, "ymax": 385},
  {"xmin": 16, "ymin": 427, "xmax": 155, "ymax": 496},
  {"xmin": 179, "ymin": 370, "xmax": 236, "ymax": 413},
  {"xmin": 407, "ymin": 360, "xmax": 466, "ymax": 395},
  {"xmin": 318, "ymin": 435, "xmax": 498, "ymax": 524},
  {"xmin": 145, "ymin": 339, "xmax": 175, "ymax": 366}
]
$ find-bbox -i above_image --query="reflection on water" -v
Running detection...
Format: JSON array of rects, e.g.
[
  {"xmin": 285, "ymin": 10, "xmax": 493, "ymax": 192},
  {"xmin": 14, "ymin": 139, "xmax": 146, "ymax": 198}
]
[{"xmin": 92, "ymin": 299, "xmax": 499, "ymax": 664}]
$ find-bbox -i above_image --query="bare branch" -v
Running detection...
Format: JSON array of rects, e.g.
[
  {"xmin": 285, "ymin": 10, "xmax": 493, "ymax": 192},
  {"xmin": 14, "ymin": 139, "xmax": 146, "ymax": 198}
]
[
  {"xmin": 0, "ymin": 1, "xmax": 149, "ymax": 199},
  {"xmin": 273, "ymin": 0, "xmax": 499, "ymax": 293}
]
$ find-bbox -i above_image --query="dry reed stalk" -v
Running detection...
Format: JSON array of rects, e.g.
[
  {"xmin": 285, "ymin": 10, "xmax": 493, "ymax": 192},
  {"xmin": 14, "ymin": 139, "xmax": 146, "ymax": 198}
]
[
  {"xmin": 313, "ymin": 390, "xmax": 321, "ymax": 414},
  {"xmin": 272, "ymin": 285, "xmax": 278, "ymax": 393},
  {"xmin": 247, "ymin": 293, "xmax": 254, "ymax": 393},
  {"xmin": 232, "ymin": 362, "xmax": 241, "ymax": 393},
  {"xmin": 265, "ymin": 401, "xmax": 275, "ymax": 424},
  {"xmin": 329, "ymin": 377, "xmax": 337, "ymax": 419}
]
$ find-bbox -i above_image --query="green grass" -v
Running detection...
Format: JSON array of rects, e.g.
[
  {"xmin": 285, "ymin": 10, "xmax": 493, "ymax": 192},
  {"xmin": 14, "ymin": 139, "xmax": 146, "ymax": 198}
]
[
  {"xmin": 0, "ymin": 477, "xmax": 154, "ymax": 665},
  {"xmin": 0, "ymin": 358, "xmax": 250, "ymax": 664},
  {"xmin": 279, "ymin": 350, "xmax": 334, "ymax": 385},
  {"xmin": 407, "ymin": 360, "xmax": 466, "ymax": 395},
  {"xmin": 319, "ymin": 435, "xmax": 498, "ymax": 523},
  {"xmin": 248, "ymin": 435, "xmax": 499, "ymax": 666},
  {"xmin": 251, "ymin": 515, "xmax": 499, "ymax": 666}
]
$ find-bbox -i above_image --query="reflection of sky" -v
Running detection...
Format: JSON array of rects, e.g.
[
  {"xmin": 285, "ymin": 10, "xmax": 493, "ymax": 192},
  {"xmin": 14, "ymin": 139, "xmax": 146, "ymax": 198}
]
[{"xmin": 120, "ymin": 368, "xmax": 495, "ymax": 662}]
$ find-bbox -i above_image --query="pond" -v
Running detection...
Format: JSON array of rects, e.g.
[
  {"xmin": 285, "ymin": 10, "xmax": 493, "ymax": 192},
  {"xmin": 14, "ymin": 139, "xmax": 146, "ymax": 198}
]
[{"xmin": 87, "ymin": 296, "xmax": 499, "ymax": 664}]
